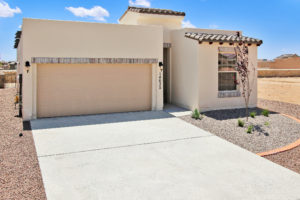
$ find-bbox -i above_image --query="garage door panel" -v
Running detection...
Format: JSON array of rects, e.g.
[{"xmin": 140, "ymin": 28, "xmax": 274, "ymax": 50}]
[{"xmin": 37, "ymin": 64, "xmax": 152, "ymax": 118}]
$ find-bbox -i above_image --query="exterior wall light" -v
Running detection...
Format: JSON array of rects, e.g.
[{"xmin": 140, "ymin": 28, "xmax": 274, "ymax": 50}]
[
  {"xmin": 25, "ymin": 61, "xmax": 30, "ymax": 73},
  {"xmin": 159, "ymin": 62, "xmax": 163, "ymax": 72}
]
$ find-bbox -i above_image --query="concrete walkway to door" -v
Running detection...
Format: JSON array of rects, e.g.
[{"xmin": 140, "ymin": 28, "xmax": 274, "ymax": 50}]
[{"xmin": 31, "ymin": 108, "xmax": 300, "ymax": 200}]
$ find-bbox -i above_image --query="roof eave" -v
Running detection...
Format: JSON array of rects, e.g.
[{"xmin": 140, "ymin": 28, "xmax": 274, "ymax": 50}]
[
  {"xmin": 119, "ymin": 6, "xmax": 186, "ymax": 21},
  {"xmin": 185, "ymin": 34, "xmax": 263, "ymax": 46}
]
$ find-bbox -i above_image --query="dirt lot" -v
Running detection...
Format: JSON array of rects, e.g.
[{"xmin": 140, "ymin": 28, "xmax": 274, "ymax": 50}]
[
  {"xmin": 0, "ymin": 88, "xmax": 46, "ymax": 200},
  {"xmin": 258, "ymin": 77, "xmax": 300, "ymax": 105},
  {"xmin": 264, "ymin": 145, "xmax": 300, "ymax": 174}
]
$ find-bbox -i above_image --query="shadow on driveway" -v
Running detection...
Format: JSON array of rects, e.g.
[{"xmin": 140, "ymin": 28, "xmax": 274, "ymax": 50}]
[{"xmin": 30, "ymin": 111, "xmax": 174, "ymax": 130}]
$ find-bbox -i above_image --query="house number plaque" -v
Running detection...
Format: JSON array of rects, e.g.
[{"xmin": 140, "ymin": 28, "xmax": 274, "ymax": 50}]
[{"xmin": 158, "ymin": 71, "xmax": 162, "ymax": 89}]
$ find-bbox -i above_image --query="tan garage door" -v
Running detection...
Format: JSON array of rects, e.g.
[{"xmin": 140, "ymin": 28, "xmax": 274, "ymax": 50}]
[{"xmin": 37, "ymin": 63, "xmax": 152, "ymax": 118}]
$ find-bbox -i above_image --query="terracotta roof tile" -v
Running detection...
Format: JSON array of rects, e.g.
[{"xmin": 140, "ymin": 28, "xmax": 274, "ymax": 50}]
[
  {"xmin": 127, "ymin": 6, "xmax": 185, "ymax": 16},
  {"xmin": 185, "ymin": 32, "xmax": 263, "ymax": 45}
]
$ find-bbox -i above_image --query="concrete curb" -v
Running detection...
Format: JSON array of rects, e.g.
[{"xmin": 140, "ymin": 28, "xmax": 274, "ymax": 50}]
[{"xmin": 257, "ymin": 113, "xmax": 300, "ymax": 157}]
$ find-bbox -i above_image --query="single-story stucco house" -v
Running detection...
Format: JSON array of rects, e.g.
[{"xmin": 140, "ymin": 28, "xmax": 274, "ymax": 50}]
[{"xmin": 15, "ymin": 6, "xmax": 262, "ymax": 120}]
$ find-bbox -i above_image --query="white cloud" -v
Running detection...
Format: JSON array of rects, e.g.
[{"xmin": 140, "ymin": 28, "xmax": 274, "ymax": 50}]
[
  {"xmin": 0, "ymin": 1, "xmax": 21, "ymax": 17},
  {"xmin": 209, "ymin": 24, "xmax": 219, "ymax": 29},
  {"xmin": 66, "ymin": 6, "xmax": 109, "ymax": 21},
  {"xmin": 280, "ymin": 48, "xmax": 294, "ymax": 53},
  {"xmin": 129, "ymin": 0, "xmax": 151, "ymax": 7},
  {"xmin": 182, "ymin": 20, "xmax": 196, "ymax": 28},
  {"xmin": 18, "ymin": 25, "xmax": 22, "ymax": 29}
]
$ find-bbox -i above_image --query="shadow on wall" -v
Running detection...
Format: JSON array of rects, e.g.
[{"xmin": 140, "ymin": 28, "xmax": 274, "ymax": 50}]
[{"xmin": 30, "ymin": 110, "xmax": 174, "ymax": 130}]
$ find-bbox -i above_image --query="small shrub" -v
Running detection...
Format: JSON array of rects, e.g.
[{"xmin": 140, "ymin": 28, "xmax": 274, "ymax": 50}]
[
  {"xmin": 246, "ymin": 125, "xmax": 254, "ymax": 134},
  {"xmin": 264, "ymin": 121, "xmax": 270, "ymax": 126},
  {"xmin": 261, "ymin": 109, "xmax": 269, "ymax": 117},
  {"xmin": 250, "ymin": 111, "xmax": 256, "ymax": 118},
  {"xmin": 238, "ymin": 119, "xmax": 244, "ymax": 127},
  {"xmin": 192, "ymin": 109, "xmax": 204, "ymax": 120},
  {"xmin": 192, "ymin": 109, "xmax": 200, "ymax": 120}
]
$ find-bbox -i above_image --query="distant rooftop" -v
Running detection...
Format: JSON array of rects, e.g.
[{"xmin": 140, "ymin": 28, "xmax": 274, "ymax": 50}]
[
  {"xmin": 275, "ymin": 54, "xmax": 299, "ymax": 59},
  {"xmin": 120, "ymin": 6, "xmax": 185, "ymax": 20}
]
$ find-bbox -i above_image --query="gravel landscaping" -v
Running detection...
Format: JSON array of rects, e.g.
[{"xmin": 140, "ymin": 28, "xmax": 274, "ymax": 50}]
[
  {"xmin": 0, "ymin": 88, "xmax": 46, "ymax": 200},
  {"xmin": 257, "ymin": 97, "xmax": 300, "ymax": 174},
  {"xmin": 258, "ymin": 98, "xmax": 300, "ymax": 120},
  {"xmin": 180, "ymin": 107, "xmax": 300, "ymax": 153}
]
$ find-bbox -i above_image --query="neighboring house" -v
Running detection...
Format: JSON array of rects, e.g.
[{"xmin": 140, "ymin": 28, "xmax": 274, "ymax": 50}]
[
  {"xmin": 0, "ymin": 61, "xmax": 16, "ymax": 70},
  {"xmin": 8, "ymin": 61, "xmax": 17, "ymax": 70},
  {"xmin": 15, "ymin": 6, "xmax": 262, "ymax": 120},
  {"xmin": 258, "ymin": 54, "xmax": 300, "ymax": 69},
  {"xmin": 0, "ymin": 63, "xmax": 9, "ymax": 70}
]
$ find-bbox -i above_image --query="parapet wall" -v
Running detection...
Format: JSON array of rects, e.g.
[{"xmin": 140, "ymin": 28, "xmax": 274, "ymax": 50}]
[
  {"xmin": 258, "ymin": 57, "xmax": 300, "ymax": 69},
  {"xmin": 258, "ymin": 69, "xmax": 300, "ymax": 77}
]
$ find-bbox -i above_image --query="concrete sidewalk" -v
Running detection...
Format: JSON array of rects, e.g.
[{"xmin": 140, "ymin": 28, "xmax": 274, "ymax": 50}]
[{"xmin": 32, "ymin": 110, "xmax": 300, "ymax": 200}]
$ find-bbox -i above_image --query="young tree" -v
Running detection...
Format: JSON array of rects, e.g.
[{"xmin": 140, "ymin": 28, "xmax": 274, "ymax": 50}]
[{"xmin": 235, "ymin": 34, "xmax": 256, "ymax": 121}]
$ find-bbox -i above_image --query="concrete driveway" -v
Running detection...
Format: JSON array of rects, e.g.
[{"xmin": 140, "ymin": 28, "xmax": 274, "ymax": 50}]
[{"xmin": 31, "ymin": 109, "xmax": 300, "ymax": 200}]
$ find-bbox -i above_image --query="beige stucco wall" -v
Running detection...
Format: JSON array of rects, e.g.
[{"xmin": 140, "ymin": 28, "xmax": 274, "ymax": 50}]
[
  {"xmin": 170, "ymin": 28, "xmax": 258, "ymax": 112},
  {"xmin": 170, "ymin": 29, "xmax": 200, "ymax": 109},
  {"xmin": 138, "ymin": 15, "xmax": 183, "ymax": 43},
  {"xmin": 37, "ymin": 64, "xmax": 152, "ymax": 118},
  {"xmin": 20, "ymin": 18, "xmax": 163, "ymax": 120},
  {"xmin": 119, "ymin": 11, "xmax": 139, "ymax": 25},
  {"xmin": 198, "ymin": 43, "xmax": 257, "ymax": 111},
  {"xmin": 18, "ymin": 16, "xmax": 259, "ymax": 119},
  {"xmin": 16, "ymin": 36, "xmax": 23, "ymax": 75},
  {"xmin": 120, "ymin": 12, "xmax": 183, "ymax": 43}
]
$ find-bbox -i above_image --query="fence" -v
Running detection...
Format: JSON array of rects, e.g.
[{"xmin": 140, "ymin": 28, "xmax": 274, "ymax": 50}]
[
  {"xmin": 4, "ymin": 72, "xmax": 16, "ymax": 83},
  {"xmin": 0, "ymin": 70, "xmax": 17, "ymax": 88}
]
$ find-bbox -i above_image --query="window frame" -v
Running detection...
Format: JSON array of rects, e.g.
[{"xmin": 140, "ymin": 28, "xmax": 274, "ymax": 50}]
[{"xmin": 218, "ymin": 50, "xmax": 239, "ymax": 92}]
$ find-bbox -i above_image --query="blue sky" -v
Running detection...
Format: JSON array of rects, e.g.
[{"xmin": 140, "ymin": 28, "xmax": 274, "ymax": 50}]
[{"xmin": 0, "ymin": 0, "xmax": 299, "ymax": 61}]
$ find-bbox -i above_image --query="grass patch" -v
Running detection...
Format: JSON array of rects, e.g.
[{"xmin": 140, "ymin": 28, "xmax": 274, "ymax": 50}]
[
  {"xmin": 264, "ymin": 121, "xmax": 270, "ymax": 126},
  {"xmin": 246, "ymin": 125, "xmax": 254, "ymax": 134},
  {"xmin": 238, "ymin": 119, "xmax": 245, "ymax": 127},
  {"xmin": 250, "ymin": 111, "xmax": 256, "ymax": 118},
  {"xmin": 261, "ymin": 109, "xmax": 269, "ymax": 117}
]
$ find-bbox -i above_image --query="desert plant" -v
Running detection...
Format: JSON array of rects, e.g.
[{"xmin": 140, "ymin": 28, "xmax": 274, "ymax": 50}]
[
  {"xmin": 261, "ymin": 109, "xmax": 269, "ymax": 117},
  {"xmin": 238, "ymin": 119, "xmax": 244, "ymax": 127},
  {"xmin": 264, "ymin": 121, "xmax": 270, "ymax": 126},
  {"xmin": 250, "ymin": 111, "xmax": 256, "ymax": 118},
  {"xmin": 235, "ymin": 34, "xmax": 256, "ymax": 122},
  {"xmin": 246, "ymin": 125, "xmax": 254, "ymax": 134},
  {"xmin": 192, "ymin": 109, "xmax": 200, "ymax": 120}
]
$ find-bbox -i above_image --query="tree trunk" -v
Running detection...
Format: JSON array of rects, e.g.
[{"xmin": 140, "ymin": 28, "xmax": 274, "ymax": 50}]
[
  {"xmin": 247, "ymin": 74, "xmax": 251, "ymax": 121},
  {"xmin": 246, "ymin": 105, "xmax": 249, "ymax": 122}
]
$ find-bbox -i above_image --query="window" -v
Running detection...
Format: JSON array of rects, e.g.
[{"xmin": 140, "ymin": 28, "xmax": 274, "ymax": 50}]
[{"xmin": 218, "ymin": 50, "xmax": 238, "ymax": 91}]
